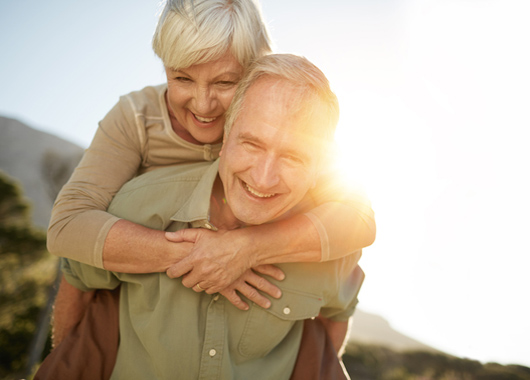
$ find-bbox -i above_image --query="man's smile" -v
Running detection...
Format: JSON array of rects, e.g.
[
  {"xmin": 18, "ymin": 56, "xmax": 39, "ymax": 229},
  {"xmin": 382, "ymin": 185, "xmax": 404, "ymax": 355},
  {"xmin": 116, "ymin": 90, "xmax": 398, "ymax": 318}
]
[{"xmin": 243, "ymin": 181, "xmax": 277, "ymax": 199}]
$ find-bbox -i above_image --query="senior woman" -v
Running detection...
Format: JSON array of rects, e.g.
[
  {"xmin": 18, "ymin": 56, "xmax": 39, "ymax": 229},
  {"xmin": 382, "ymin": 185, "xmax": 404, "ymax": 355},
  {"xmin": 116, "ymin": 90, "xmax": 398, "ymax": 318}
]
[{"xmin": 40, "ymin": 0, "xmax": 375, "ymax": 378}]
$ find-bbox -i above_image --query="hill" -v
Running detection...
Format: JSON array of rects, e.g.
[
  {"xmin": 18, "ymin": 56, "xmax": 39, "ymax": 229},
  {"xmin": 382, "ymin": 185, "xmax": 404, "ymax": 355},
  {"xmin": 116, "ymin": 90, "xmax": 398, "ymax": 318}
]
[
  {"xmin": 0, "ymin": 116, "xmax": 83, "ymax": 229},
  {"xmin": 349, "ymin": 309, "xmax": 441, "ymax": 353}
]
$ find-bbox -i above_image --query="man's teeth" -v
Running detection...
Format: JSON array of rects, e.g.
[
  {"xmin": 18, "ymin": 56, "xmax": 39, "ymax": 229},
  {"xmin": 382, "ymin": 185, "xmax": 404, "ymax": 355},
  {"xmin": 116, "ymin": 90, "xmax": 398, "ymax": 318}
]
[
  {"xmin": 195, "ymin": 115, "xmax": 216, "ymax": 123},
  {"xmin": 246, "ymin": 184, "xmax": 275, "ymax": 198}
]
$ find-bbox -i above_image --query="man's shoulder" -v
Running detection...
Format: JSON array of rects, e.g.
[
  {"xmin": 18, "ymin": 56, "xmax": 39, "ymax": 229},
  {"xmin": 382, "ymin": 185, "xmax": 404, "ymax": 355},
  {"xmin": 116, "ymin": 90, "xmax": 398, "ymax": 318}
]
[
  {"xmin": 118, "ymin": 161, "xmax": 212, "ymax": 195},
  {"xmin": 107, "ymin": 161, "xmax": 214, "ymax": 227}
]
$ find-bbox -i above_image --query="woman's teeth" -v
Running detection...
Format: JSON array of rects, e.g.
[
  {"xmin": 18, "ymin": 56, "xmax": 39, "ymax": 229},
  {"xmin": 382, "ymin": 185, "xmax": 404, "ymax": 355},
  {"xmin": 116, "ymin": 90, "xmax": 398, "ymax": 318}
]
[
  {"xmin": 195, "ymin": 114, "xmax": 216, "ymax": 123},
  {"xmin": 246, "ymin": 184, "xmax": 275, "ymax": 198}
]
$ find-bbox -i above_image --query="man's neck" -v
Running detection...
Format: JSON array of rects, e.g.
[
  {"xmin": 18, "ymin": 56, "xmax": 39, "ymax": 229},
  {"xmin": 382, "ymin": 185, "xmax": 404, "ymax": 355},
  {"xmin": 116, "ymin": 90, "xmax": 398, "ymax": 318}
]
[{"xmin": 209, "ymin": 176, "xmax": 243, "ymax": 231}]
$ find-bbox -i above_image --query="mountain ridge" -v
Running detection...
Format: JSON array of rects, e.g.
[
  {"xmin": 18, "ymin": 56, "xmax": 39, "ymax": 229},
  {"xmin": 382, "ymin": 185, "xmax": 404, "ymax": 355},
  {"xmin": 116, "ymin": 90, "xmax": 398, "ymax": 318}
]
[{"xmin": 0, "ymin": 115, "xmax": 84, "ymax": 229}]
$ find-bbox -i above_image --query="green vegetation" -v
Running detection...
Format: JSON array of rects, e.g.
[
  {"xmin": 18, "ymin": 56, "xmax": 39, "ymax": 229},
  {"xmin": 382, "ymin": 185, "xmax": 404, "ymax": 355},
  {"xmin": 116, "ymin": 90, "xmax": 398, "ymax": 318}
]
[
  {"xmin": 343, "ymin": 342, "xmax": 530, "ymax": 380},
  {"xmin": 0, "ymin": 173, "xmax": 57, "ymax": 380}
]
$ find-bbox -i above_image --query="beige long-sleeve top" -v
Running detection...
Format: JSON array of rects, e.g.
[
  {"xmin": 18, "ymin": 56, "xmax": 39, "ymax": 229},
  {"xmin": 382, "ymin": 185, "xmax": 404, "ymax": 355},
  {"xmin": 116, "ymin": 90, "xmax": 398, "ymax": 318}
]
[{"xmin": 47, "ymin": 84, "xmax": 376, "ymax": 268}]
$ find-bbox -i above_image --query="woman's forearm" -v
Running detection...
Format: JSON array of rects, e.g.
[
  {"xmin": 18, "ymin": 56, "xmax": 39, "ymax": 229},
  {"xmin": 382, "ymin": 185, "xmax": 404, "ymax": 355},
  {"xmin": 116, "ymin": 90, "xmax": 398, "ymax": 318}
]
[
  {"xmin": 243, "ymin": 213, "xmax": 323, "ymax": 266},
  {"xmin": 102, "ymin": 219, "xmax": 192, "ymax": 273}
]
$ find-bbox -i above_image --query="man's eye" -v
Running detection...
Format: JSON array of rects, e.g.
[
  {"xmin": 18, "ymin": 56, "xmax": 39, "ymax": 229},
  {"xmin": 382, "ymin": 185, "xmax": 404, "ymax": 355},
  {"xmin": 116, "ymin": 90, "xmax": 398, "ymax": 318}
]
[
  {"xmin": 285, "ymin": 155, "xmax": 304, "ymax": 165},
  {"xmin": 243, "ymin": 141, "xmax": 259, "ymax": 150}
]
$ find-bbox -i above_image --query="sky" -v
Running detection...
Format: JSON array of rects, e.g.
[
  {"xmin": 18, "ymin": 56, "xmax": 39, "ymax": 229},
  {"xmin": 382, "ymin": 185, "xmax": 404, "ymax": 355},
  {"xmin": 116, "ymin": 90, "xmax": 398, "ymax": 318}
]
[{"xmin": 1, "ymin": 0, "xmax": 529, "ymax": 367}]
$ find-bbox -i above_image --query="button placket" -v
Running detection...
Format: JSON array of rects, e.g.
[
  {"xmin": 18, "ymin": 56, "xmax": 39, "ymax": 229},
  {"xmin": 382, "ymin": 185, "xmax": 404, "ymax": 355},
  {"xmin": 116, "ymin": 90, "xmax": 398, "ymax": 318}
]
[{"xmin": 198, "ymin": 296, "xmax": 225, "ymax": 380}]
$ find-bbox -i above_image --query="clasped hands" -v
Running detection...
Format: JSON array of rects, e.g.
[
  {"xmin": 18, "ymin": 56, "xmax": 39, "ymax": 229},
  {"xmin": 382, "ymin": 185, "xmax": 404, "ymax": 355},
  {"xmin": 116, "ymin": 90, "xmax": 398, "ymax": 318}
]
[{"xmin": 165, "ymin": 228, "xmax": 284, "ymax": 311}]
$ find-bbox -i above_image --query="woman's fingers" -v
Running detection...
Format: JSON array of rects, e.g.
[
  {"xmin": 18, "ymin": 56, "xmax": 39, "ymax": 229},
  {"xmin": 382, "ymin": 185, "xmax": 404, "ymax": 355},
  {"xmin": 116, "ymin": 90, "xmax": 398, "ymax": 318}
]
[
  {"xmin": 246, "ymin": 269, "xmax": 282, "ymax": 299},
  {"xmin": 219, "ymin": 288, "xmax": 249, "ymax": 311},
  {"xmin": 253, "ymin": 264, "xmax": 285, "ymax": 282}
]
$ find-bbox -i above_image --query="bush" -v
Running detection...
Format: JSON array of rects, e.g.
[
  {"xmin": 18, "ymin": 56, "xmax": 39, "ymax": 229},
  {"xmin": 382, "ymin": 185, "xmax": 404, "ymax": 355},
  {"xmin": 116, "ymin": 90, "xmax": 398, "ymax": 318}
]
[{"xmin": 0, "ymin": 173, "xmax": 57, "ymax": 379}]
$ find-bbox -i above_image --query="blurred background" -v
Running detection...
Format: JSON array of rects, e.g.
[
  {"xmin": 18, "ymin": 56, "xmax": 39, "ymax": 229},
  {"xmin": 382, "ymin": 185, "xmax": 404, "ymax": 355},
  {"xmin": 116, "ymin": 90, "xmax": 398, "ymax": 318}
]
[{"xmin": 1, "ymin": 0, "xmax": 529, "ymax": 377}]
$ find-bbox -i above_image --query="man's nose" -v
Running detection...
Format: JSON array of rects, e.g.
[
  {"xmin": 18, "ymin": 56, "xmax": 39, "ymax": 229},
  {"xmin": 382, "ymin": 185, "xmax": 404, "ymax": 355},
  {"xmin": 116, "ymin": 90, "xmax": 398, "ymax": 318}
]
[
  {"xmin": 193, "ymin": 86, "xmax": 216, "ymax": 115},
  {"xmin": 250, "ymin": 156, "xmax": 280, "ymax": 190}
]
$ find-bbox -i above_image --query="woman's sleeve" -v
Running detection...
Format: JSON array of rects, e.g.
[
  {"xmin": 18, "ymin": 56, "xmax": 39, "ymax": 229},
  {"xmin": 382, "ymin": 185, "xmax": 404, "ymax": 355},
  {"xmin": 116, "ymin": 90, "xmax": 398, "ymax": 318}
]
[
  {"xmin": 47, "ymin": 96, "xmax": 144, "ymax": 268},
  {"xmin": 304, "ymin": 168, "xmax": 376, "ymax": 261}
]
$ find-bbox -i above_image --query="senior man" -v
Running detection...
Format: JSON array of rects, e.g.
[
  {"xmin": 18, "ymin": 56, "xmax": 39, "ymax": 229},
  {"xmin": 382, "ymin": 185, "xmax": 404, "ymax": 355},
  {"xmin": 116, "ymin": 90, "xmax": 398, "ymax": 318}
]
[{"xmin": 59, "ymin": 54, "xmax": 362, "ymax": 379}]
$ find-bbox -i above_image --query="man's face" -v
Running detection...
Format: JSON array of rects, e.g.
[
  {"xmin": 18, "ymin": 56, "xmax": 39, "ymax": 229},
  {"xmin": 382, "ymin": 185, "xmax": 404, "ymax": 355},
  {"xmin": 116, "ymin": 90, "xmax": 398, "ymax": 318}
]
[{"xmin": 219, "ymin": 77, "xmax": 326, "ymax": 226}]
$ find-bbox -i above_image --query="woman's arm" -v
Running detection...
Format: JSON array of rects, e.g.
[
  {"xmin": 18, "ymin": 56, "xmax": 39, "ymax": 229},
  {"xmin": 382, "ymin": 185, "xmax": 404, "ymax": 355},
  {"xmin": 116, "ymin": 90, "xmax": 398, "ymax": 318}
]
[
  {"xmin": 101, "ymin": 219, "xmax": 193, "ymax": 273},
  {"xmin": 47, "ymin": 97, "xmax": 144, "ymax": 268},
  {"xmin": 165, "ymin": 175, "xmax": 375, "ymax": 294}
]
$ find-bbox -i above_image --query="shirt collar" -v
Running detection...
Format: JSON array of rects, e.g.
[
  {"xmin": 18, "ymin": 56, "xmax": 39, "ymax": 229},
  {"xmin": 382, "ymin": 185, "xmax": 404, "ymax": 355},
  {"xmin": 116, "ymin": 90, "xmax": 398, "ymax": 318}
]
[{"xmin": 170, "ymin": 159, "xmax": 220, "ymax": 230}]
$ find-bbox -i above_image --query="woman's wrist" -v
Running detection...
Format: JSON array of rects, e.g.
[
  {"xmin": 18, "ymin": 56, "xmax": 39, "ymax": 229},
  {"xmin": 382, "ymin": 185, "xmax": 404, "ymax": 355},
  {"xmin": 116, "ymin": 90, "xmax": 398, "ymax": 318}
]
[
  {"xmin": 241, "ymin": 214, "xmax": 322, "ymax": 267},
  {"xmin": 103, "ymin": 220, "xmax": 189, "ymax": 273}
]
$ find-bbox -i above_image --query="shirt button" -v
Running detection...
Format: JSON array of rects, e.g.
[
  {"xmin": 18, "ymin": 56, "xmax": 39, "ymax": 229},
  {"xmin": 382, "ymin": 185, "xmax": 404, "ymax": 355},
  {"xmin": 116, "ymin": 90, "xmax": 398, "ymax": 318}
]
[
  {"xmin": 283, "ymin": 307, "xmax": 291, "ymax": 315},
  {"xmin": 213, "ymin": 294, "xmax": 220, "ymax": 301},
  {"xmin": 209, "ymin": 349, "xmax": 217, "ymax": 357},
  {"xmin": 204, "ymin": 223, "xmax": 212, "ymax": 230}
]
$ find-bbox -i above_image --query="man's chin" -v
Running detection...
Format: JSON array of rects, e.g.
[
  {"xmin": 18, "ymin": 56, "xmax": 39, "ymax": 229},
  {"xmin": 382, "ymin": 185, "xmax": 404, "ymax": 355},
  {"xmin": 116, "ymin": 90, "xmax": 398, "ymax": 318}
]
[{"xmin": 232, "ymin": 209, "xmax": 275, "ymax": 226}]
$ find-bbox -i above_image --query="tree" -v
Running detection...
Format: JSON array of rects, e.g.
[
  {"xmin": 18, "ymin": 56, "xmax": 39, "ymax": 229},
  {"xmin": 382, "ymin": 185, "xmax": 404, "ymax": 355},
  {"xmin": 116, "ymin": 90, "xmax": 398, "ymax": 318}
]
[{"xmin": 0, "ymin": 172, "xmax": 57, "ymax": 379}]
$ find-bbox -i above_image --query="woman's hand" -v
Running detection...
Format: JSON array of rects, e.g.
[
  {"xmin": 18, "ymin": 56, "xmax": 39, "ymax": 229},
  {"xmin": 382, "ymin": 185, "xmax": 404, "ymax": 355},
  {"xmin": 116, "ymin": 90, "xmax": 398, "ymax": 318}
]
[
  {"xmin": 217, "ymin": 265, "xmax": 285, "ymax": 311},
  {"xmin": 165, "ymin": 228, "xmax": 257, "ymax": 293},
  {"xmin": 164, "ymin": 214, "xmax": 322, "ymax": 292},
  {"xmin": 164, "ymin": 228, "xmax": 286, "ymax": 310}
]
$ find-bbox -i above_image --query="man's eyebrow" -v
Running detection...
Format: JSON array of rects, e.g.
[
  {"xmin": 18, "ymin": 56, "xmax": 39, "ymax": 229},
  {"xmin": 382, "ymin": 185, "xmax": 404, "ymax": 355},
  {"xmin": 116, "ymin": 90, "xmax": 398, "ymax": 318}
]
[
  {"xmin": 284, "ymin": 146, "xmax": 311, "ymax": 162},
  {"xmin": 238, "ymin": 131, "xmax": 311, "ymax": 162},
  {"xmin": 237, "ymin": 131, "xmax": 260, "ymax": 142}
]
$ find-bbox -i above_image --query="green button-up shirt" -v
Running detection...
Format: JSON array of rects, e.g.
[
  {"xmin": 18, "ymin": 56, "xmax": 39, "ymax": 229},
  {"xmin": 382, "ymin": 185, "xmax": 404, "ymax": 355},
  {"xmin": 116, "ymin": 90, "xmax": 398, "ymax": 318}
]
[{"xmin": 63, "ymin": 159, "xmax": 361, "ymax": 380}]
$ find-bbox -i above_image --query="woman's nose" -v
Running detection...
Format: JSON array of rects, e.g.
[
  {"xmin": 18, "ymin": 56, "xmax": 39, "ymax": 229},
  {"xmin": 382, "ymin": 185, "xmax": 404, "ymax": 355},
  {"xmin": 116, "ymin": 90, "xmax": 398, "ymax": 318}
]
[{"xmin": 193, "ymin": 86, "xmax": 216, "ymax": 115}]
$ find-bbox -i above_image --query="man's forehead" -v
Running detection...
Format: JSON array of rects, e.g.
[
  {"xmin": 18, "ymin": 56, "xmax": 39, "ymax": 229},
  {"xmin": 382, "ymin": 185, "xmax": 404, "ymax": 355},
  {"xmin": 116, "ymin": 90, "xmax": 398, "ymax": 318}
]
[
  {"xmin": 244, "ymin": 77, "xmax": 301, "ymax": 103},
  {"xmin": 240, "ymin": 78, "xmax": 331, "ymax": 140}
]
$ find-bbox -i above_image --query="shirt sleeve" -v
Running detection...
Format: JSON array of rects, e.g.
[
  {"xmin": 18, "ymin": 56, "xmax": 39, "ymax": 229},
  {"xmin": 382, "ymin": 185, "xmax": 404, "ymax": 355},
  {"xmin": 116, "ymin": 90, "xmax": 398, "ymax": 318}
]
[
  {"xmin": 47, "ymin": 96, "xmax": 144, "ymax": 268},
  {"xmin": 61, "ymin": 257, "xmax": 120, "ymax": 291},
  {"xmin": 304, "ymin": 167, "xmax": 376, "ymax": 262},
  {"xmin": 320, "ymin": 260, "xmax": 365, "ymax": 322}
]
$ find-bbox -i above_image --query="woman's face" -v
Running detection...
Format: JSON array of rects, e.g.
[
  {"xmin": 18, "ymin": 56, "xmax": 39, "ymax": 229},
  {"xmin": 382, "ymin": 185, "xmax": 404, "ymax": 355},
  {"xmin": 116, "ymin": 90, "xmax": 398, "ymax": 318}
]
[{"xmin": 165, "ymin": 52, "xmax": 244, "ymax": 145}]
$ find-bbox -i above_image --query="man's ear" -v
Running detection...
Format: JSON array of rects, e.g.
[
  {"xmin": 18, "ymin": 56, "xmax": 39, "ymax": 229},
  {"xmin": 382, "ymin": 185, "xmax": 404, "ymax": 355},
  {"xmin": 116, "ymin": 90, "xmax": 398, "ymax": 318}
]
[{"xmin": 219, "ymin": 131, "xmax": 229, "ymax": 157}]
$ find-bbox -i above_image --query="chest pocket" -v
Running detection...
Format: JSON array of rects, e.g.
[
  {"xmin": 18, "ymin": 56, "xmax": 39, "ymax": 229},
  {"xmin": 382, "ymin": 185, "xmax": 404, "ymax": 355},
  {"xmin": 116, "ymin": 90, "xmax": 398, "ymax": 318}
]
[{"xmin": 238, "ymin": 288, "xmax": 323, "ymax": 358}]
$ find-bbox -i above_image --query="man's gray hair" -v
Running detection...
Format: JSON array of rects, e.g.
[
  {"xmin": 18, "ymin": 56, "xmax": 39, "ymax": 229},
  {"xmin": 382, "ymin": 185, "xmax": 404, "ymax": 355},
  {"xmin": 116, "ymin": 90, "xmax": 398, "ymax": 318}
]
[
  {"xmin": 152, "ymin": 0, "xmax": 272, "ymax": 70},
  {"xmin": 224, "ymin": 54, "xmax": 340, "ymax": 142}
]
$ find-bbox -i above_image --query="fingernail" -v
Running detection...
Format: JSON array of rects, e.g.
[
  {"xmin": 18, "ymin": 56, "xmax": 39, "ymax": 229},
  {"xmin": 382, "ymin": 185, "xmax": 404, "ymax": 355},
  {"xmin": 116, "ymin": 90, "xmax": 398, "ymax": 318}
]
[{"xmin": 264, "ymin": 300, "xmax": 271, "ymax": 308}]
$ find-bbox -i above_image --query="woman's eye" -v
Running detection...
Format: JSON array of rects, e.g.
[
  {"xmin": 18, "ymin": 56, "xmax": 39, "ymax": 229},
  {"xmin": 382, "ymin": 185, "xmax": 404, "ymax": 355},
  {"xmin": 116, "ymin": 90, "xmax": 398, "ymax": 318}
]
[
  {"xmin": 175, "ymin": 77, "xmax": 192, "ymax": 83},
  {"xmin": 217, "ymin": 81, "xmax": 236, "ymax": 87}
]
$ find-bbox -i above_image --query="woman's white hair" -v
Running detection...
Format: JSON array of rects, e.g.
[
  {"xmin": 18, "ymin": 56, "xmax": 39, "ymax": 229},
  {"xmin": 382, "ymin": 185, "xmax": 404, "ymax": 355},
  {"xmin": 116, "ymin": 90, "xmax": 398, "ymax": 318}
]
[
  {"xmin": 224, "ymin": 54, "xmax": 340, "ymax": 142},
  {"xmin": 153, "ymin": 0, "xmax": 272, "ymax": 70}
]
